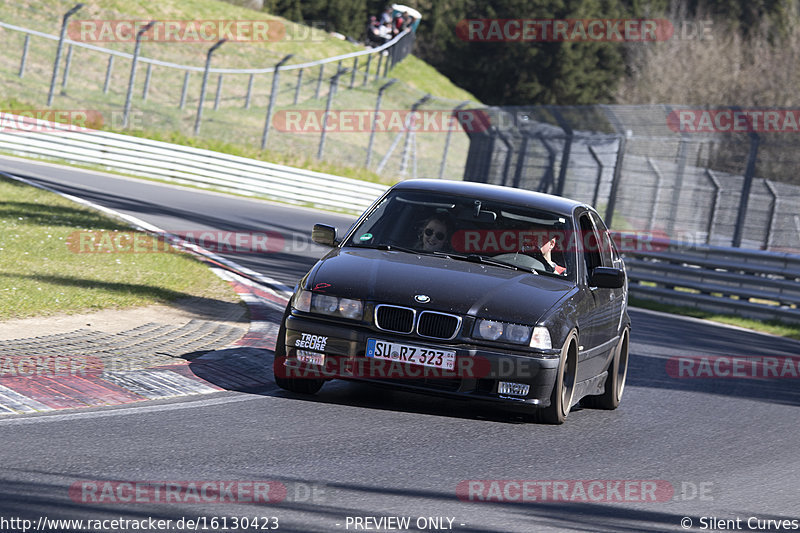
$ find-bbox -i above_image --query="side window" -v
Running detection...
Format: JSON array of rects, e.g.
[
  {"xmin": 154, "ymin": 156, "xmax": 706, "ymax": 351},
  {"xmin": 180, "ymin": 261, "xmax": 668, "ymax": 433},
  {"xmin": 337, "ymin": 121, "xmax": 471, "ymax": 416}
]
[
  {"xmin": 589, "ymin": 212, "xmax": 614, "ymax": 267},
  {"xmin": 578, "ymin": 214, "xmax": 601, "ymax": 283}
]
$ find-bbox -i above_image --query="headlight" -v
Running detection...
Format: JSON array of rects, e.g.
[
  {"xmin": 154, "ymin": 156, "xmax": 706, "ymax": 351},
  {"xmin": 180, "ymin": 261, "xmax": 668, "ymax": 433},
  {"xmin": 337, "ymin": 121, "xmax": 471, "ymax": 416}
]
[
  {"xmin": 338, "ymin": 298, "xmax": 363, "ymax": 320},
  {"xmin": 473, "ymin": 319, "xmax": 532, "ymax": 345},
  {"xmin": 529, "ymin": 326, "xmax": 552, "ymax": 350},
  {"xmin": 293, "ymin": 289, "xmax": 364, "ymax": 321},
  {"xmin": 292, "ymin": 289, "xmax": 311, "ymax": 312}
]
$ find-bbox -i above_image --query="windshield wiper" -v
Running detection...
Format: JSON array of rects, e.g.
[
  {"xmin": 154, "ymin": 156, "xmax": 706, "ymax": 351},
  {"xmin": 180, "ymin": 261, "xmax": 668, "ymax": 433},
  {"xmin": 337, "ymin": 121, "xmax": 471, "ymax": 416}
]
[
  {"xmin": 361, "ymin": 243, "xmax": 420, "ymax": 254},
  {"xmin": 433, "ymin": 251, "xmax": 535, "ymax": 272}
]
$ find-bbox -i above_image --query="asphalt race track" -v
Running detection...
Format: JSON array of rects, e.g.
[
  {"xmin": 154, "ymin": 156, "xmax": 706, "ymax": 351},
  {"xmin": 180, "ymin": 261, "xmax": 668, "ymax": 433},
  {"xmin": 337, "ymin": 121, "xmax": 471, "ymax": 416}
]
[{"xmin": 1, "ymin": 156, "xmax": 799, "ymax": 533}]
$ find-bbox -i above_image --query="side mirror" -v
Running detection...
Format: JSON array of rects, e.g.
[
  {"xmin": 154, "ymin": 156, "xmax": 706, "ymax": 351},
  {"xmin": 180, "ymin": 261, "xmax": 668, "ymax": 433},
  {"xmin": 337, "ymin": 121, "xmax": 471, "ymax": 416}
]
[
  {"xmin": 589, "ymin": 267, "xmax": 625, "ymax": 289},
  {"xmin": 311, "ymin": 224, "xmax": 337, "ymax": 246}
]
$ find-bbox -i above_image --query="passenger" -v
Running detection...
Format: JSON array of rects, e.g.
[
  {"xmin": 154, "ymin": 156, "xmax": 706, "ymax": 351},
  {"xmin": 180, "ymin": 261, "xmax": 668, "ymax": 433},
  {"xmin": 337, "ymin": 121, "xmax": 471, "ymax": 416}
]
[
  {"xmin": 538, "ymin": 234, "xmax": 566, "ymax": 274},
  {"xmin": 418, "ymin": 215, "xmax": 454, "ymax": 252}
]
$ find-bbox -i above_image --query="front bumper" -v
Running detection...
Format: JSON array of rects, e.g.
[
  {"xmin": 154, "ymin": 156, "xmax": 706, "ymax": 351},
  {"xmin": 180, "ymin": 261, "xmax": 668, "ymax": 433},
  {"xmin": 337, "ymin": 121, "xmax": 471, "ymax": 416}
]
[{"xmin": 277, "ymin": 313, "xmax": 562, "ymax": 409}]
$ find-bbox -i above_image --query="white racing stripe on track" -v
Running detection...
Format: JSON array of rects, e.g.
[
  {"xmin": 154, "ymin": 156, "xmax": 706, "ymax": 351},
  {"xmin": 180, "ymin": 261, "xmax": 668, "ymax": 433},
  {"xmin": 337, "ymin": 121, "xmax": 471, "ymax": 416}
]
[{"xmin": 0, "ymin": 394, "xmax": 258, "ymax": 426}]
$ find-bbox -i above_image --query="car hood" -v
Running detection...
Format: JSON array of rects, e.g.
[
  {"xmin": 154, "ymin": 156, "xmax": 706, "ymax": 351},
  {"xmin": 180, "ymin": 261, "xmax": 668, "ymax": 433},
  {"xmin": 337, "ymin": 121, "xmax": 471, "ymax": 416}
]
[{"xmin": 305, "ymin": 247, "xmax": 576, "ymax": 324}]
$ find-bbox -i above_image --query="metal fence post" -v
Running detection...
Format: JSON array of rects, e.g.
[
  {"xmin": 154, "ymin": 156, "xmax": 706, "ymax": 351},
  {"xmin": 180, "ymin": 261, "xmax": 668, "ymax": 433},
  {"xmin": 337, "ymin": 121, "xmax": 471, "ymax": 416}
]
[
  {"xmin": 350, "ymin": 57, "xmax": 358, "ymax": 89},
  {"xmin": 646, "ymin": 157, "xmax": 664, "ymax": 231},
  {"xmin": 383, "ymin": 48, "xmax": 391, "ymax": 77},
  {"xmin": 261, "ymin": 54, "xmax": 293, "ymax": 150},
  {"xmin": 589, "ymin": 146, "xmax": 604, "ymax": 208},
  {"xmin": 18, "ymin": 34, "xmax": 30, "ymax": 78},
  {"xmin": 123, "ymin": 20, "xmax": 155, "ymax": 129},
  {"xmin": 365, "ymin": 79, "xmax": 397, "ymax": 168},
  {"xmin": 293, "ymin": 68, "xmax": 303, "ymax": 105},
  {"xmin": 375, "ymin": 53, "xmax": 383, "ymax": 81},
  {"xmin": 604, "ymin": 134, "xmax": 628, "ymax": 228},
  {"xmin": 315, "ymin": 64, "xmax": 324, "ymax": 99},
  {"xmin": 317, "ymin": 66, "xmax": 346, "ymax": 160},
  {"xmin": 179, "ymin": 71, "xmax": 190, "ymax": 109},
  {"xmin": 103, "ymin": 55, "xmax": 114, "ymax": 93},
  {"xmin": 763, "ymin": 179, "xmax": 779, "ymax": 250},
  {"xmin": 61, "ymin": 44, "xmax": 73, "ymax": 88},
  {"xmin": 213, "ymin": 74, "xmax": 223, "ymax": 110},
  {"xmin": 244, "ymin": 74, "xmax": 254, "ymax": 109},
  {"xmin": 732, "ymin": 132, "xmax": 760, "ymax": 247},
  {"xmin": 400, "ymin": 94, "xmax": 431, "ymax": 176},
  {"xmin": 142, "ymin": 63, "xmax": 152, "ymax": 100},
  {"xmin": 438, "ymin": 101, "xmax": 470, "ymax": 178},
  {"xmin": 193, "ymin": 38, "xmax": 226, "ymax": 135},
  {"xmin": 48, "ymin": 3, "xmax": 83, "ymax": 106},
  {"xmin": 363, "ymin": 54, "xmax": 372, "ymax": 86},
  {"xmin": 704, "ymin": 168, "xmax": 722, "ymax": 245}
]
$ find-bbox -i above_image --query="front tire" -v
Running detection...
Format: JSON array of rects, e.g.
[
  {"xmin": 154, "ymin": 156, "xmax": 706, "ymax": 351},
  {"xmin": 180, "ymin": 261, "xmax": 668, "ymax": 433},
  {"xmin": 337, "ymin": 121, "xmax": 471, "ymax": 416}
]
[
  {"xmin": 583, "ymin": 327, "xmax": 629, "ymax": 410},
  {"xmin": 272, "ymin": 314, "xmax": 325, "ymax": 395},
  {"xmin": 533, "ymin": 330, "xmax": 578, "ymax": 424}
]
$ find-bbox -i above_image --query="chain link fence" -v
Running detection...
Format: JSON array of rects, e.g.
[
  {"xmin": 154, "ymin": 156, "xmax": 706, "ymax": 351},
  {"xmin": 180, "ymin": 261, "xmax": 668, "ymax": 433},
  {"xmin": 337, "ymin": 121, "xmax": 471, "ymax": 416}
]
[{"xmin": 462, "ymin": 105, "xmax": 800, "ymax": 253}]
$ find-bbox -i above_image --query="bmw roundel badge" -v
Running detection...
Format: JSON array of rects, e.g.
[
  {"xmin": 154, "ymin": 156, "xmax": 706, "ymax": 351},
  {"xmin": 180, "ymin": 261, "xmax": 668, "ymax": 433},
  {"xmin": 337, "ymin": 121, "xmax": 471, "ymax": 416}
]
[{"xmin": 415, "ymin": 294, "xmax": 431, "ymax": 304}]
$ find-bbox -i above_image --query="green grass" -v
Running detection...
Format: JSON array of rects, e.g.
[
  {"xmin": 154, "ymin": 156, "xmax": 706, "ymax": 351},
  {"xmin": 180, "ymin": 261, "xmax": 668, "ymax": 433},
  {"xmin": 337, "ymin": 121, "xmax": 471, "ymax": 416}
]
[
  {"xmin": 0, "ymin": 175, "xmax": 239, "ymax": 319},
  {"xmin": 629, "ymin": 297, "xmax": 800, "ymax": 341}
]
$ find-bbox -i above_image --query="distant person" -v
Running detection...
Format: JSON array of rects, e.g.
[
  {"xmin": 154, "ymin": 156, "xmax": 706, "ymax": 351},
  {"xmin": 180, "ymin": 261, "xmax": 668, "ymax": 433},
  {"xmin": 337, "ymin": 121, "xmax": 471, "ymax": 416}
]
[{"xmin": 380, "ymin": 6, "xmax": 393, "ymax": 25}]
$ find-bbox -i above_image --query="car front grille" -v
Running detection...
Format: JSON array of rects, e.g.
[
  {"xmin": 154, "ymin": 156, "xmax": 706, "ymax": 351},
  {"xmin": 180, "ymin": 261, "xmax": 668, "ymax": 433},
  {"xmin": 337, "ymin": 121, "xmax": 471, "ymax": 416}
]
[
  {"xmin": 375, "ymin": 305, "xmax": 415, "ymax": 334},
  {"xmin": 374, "ymin": 305, "xmax": 461, "ymax": 339},
  {"xmin": 417, "ymin": 311, "xmax": 461, "ymax": 340}
]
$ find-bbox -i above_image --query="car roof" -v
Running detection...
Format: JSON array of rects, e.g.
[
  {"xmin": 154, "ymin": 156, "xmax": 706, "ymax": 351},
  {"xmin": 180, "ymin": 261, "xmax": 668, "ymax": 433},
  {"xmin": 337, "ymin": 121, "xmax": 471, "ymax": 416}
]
[{"xmin": 391, "ymin": 179, "xmax": 587, "ymax": 217}]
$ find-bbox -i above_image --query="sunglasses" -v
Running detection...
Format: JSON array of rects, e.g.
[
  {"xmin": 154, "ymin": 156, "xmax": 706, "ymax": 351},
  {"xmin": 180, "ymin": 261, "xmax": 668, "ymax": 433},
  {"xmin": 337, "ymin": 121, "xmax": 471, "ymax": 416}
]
[{"xmin": 424, "ymin": 228, "xmax": 446, "ymax": 240}]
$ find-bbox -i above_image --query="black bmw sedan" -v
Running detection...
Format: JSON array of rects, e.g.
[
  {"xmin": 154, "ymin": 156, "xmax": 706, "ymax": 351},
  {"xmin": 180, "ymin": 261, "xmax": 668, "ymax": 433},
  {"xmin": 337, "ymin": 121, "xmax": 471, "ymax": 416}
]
[{"xmin": 273, "ymin": 179, "xmax": 630, "ymax": 424}]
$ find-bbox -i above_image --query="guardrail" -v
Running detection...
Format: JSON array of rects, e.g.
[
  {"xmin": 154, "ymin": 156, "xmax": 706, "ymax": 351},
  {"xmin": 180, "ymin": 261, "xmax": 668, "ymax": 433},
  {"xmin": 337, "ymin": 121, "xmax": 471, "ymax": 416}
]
[
  {"xmin": 0, "ymin": 112, "xmax": 388, "ymax": 214},
  {"xmin": 620, "ymin": 236, "xmax": 800, "ymax": 324}
]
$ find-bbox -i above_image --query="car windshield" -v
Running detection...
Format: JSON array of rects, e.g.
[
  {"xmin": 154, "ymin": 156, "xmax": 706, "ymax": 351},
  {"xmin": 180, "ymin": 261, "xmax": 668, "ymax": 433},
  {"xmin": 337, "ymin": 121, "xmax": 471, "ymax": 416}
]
[{"xmin": 345, "ymin": 190, "xmax": 575, "ymax": 279}]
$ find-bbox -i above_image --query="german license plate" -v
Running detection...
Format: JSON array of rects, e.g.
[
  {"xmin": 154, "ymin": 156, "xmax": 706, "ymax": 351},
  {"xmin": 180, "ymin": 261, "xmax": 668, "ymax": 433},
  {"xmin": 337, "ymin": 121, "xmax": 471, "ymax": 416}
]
[{"xmin": 366, "ymin": 339, "xmax": 455, "ymax": 370}]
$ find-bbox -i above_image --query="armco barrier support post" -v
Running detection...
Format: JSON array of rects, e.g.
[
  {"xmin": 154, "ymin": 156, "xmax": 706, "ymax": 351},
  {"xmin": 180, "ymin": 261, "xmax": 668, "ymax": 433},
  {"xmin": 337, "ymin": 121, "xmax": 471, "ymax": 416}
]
[
  {"xmin": 123, "ymin": 20, "xmax": 156, "ymax": 129},
  {"xmin": 261, "ymin": 54, "xmax": 293, "ymax": 150},
  {"xmin": 366, "ymin": 78, "xmax": 397, "ymax": 168},
  {"xmin": 193, "ymin": 38, "xmax": 226, "ymax": 135},
  {"xmin": 317, "ymin": 66, "xmax": 346, "ymax": 160},
  {"xmin": 48, "ymin": 3, "xmax": 83, "ymax": 106}
]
